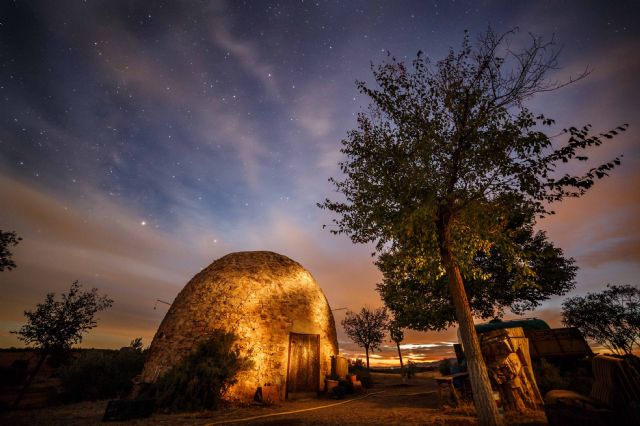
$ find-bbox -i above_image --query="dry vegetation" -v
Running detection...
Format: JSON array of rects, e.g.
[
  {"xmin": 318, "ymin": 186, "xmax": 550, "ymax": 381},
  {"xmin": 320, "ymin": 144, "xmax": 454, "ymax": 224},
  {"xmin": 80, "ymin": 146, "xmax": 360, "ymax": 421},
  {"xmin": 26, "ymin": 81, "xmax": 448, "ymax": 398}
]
[{"xmin": 2, "ymin": 372, "xmax": 548, "ymax": 425}]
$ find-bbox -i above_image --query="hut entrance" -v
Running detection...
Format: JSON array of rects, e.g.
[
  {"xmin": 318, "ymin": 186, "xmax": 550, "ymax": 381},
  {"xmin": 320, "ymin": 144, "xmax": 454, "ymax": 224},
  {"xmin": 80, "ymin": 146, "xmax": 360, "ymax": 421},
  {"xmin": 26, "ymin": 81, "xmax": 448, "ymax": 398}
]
[{"xmin": 286, "ymin": 333, "xmax": 320, "ymax": 398}]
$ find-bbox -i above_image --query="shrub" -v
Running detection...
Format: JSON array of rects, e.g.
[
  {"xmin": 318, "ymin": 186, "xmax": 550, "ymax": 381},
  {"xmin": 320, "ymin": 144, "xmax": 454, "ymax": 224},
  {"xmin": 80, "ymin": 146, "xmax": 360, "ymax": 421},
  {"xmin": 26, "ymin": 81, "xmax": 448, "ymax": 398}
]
[
  {"xmin": 349, "ymin": 358, "xmax": 366, "ymax": 368},
  {"xmin": 0, "ymin": 359, "xmax": 29, "ymax": 388},
  {"xmin": 438, "ymin": 358, "xmax": 452, "ymax": 376},
  {"xmin": 406, "ymin": 360, "xmax": 417, "ymax": 379},
  {"xmin": 59, "ymin": 339, "xmax": 145, "ymax": 402},
  {"xmin": 348, "ymin": 366, "xmax": 373, "ymax": 388},
  {"xmin": 532, "ymin": 358, "xmax": 593, "ymax": 396},
  {"xmin": 147, "ymin": 330, "xmax": 252, "ymax": 412}
]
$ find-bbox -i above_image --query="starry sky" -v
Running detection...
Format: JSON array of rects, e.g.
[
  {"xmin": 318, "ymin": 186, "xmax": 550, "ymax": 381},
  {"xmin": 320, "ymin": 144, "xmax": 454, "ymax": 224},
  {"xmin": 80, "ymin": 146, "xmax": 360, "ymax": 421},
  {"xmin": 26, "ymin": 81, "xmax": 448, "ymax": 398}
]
[{"xmin": 1, "ymin": 0, "xmax": 639, "ymax": 365}]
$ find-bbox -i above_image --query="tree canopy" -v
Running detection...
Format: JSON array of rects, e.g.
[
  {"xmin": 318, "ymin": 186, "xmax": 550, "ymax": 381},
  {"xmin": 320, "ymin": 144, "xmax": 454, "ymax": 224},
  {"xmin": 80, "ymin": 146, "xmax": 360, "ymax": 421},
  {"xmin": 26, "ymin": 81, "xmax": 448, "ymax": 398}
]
[
  {"xmin": 12, "ymin": 281, "xmax": 114, "ymax": 353},
  {"xmin": 320, "ymin": 28, "xmax": 625, "ymax": 425},
  {"xmin": 378, "ymin": 208, "xmax": 577, "ymax": 331},
  {"xmin": 562, "ymin": 284, "xmax": 640, "ymax": 355},
  {"xmin": 341, "ymin": 307, "xmax": 388, "ymax": 369},
  {"xmin": 0, "ymin": 230, "xmax": 21, "ymax": 272},
  {"xmin": 388, "ymin": 319, "xmax": 404, "ymax": 344},
  {"xmin": 321, "ymin": 31, "xmax": 624, "ymax": 282}
]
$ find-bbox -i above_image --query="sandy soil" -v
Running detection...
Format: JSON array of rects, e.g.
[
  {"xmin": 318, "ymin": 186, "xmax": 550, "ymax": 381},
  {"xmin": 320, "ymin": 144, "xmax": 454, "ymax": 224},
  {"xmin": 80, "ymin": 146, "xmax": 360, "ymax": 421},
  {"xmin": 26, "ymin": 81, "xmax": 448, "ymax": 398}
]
[{"xmin": 1, "ymin": 372, "xmax": 547, "ymax": 425}]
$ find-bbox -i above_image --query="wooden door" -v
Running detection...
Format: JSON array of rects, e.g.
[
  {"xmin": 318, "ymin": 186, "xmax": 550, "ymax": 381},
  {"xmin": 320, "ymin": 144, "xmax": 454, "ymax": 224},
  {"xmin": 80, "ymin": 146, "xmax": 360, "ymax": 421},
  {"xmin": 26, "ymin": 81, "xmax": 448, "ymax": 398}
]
[{"xmin": 286, "ymin": 333, "xmax": 320, "ymax": 396}]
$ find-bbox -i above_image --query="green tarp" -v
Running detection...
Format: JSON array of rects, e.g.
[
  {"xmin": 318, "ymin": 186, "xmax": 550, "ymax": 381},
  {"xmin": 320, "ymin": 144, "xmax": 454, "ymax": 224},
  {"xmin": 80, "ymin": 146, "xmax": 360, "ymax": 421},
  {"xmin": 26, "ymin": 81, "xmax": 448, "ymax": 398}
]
[{"xmin": 475, "ymin": 318, "xmax": 550, "ymax": 334}]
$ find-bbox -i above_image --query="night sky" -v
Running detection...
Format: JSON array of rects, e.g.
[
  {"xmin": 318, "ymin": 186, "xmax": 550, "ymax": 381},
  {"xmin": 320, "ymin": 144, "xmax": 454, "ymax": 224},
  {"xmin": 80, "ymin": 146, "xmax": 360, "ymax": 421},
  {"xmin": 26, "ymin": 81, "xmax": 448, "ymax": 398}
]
[{"xmin": 1, "ymin": 0, "xmax": 639, "ymax": 364}]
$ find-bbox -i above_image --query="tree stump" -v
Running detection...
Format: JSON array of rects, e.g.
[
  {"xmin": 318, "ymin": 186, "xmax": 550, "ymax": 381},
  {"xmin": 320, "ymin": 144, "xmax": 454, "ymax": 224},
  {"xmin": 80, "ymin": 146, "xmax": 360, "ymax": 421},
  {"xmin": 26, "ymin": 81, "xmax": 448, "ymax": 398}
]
[{"xmin": 479, "ymin": 327, "xmax": 544, "ymax": 412}]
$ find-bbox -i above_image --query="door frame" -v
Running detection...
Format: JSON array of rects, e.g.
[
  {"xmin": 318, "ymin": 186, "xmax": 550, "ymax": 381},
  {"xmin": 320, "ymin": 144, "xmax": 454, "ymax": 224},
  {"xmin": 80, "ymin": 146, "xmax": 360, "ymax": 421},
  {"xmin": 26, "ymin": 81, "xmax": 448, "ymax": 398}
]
[{"xmin": 285, "ymin": 332, "xmax": 320, "ymax": 399}]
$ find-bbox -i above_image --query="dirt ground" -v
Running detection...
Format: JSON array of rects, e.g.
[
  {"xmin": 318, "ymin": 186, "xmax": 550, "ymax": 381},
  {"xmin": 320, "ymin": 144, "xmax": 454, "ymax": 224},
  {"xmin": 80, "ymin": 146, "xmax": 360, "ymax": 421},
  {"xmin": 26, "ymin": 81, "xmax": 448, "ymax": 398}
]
[{"xmin": 1, "ymin": 372, "xmax": 547, "ymax": 425}]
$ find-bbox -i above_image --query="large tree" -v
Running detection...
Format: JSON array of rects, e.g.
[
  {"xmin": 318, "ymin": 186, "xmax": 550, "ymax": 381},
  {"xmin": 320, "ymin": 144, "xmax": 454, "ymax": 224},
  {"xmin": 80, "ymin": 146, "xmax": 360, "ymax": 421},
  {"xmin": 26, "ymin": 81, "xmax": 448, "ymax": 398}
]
[
  {"xmin": 11, "ymin": 281, "xmax": 113, "ymax": 407},
  {"xmin": 0, "ymin": 230, "xmax": 21, "ymax": 271},
  {"xmin": 320, "ymin": 29, "xmax": 625, "ymax": 425},
  {"xmin": 562, "ymin": 284, "xmax": 640, "ymax": 355},
  {"xmin": 341, "ymin": 307, "xmax": 388, "ymax": 369},
  {"xmin": 378, "ymin": 208, "xmax": 577, "ymax": 330}
]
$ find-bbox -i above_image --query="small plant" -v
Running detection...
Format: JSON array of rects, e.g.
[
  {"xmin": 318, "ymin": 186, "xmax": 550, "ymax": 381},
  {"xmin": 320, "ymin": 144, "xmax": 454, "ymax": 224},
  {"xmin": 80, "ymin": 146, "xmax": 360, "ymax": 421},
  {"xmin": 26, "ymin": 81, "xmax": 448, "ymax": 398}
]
[
  {"xmin": 147, "ymin": 330, "xmax": 252, "ymax": 412},
  {"xmin": 348, "ymin": 365, "xmax": 373, "ymax": 388}
]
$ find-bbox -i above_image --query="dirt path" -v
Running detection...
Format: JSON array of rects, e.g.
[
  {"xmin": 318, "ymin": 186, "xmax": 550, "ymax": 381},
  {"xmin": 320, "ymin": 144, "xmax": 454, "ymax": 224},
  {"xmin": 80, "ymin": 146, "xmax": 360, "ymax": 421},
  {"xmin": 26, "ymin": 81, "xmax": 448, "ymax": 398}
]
[{"xmin": 1, "ymin": 372, "xmax": 546, "ymax": 425}]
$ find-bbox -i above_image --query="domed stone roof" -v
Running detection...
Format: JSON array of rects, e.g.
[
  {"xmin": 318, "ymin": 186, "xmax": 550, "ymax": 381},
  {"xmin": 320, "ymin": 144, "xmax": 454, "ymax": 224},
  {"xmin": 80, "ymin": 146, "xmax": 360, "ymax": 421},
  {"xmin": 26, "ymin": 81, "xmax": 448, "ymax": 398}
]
[{"xmin": 141, "ymin": 251, "xmax": 339, "ymax": 400}]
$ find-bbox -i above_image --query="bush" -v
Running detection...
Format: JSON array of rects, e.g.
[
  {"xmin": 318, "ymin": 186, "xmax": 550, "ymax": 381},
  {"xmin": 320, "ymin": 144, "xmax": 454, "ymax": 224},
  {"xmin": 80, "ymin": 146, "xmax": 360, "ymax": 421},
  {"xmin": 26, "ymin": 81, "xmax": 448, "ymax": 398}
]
[
  {"xmin": 532, "ymin": 358, "xmax": 592, "ymax": 396},
  {"xmin": 533, "ymin": 358, "xmax": 568, "ymax": 395},
  {"xmin": 147, "ymin": 330, "xmax": 252, "ymax": 412},
  {"xmin": 0, "ymin": 359, "xmax": 29, "ymax": 388},
  {"xmin": 348, "ymin": 366, "xmax": 373, "ymax": 388},
  {"xmin": 438, "ymin": 358, "xmax": 452, "ymax": 376},
  {"xmin": 59, "ymin": 339, "xmax": 145, "ymax": 402},
  {"xmin": 406, "ymin": 360, "xmax": 417, "ymax": 379}
]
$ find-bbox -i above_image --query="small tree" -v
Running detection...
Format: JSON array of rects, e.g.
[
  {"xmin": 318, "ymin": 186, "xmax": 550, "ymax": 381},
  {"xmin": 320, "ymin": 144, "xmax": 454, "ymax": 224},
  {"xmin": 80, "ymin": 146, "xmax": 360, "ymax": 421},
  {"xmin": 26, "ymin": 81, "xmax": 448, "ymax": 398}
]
[
  {"xmin": 342, "ymin": 307, "xmax": 388, "ymax": 369},
  {"xmin": 0, "ymin": 230, "xmax": 21, "ymax": 271},
  {"xmin": 11, "ymin": 281, "xmax": 113, "ymax": 407},
  {"xmin": 562, "ymin": 284, "xmax": 640, "ymax": 355},
  {"xmin": 388, "ymin": 320, "xmax": 405, "ymax": 380}
]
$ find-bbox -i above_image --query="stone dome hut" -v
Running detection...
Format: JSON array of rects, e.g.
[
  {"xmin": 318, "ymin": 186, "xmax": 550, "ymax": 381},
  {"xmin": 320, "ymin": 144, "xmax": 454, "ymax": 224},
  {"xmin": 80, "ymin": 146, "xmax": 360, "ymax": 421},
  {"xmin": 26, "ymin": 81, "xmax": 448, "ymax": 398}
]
[{"xmin": 141, "ymin": 251, "xmax": 339, "ymax": 401}]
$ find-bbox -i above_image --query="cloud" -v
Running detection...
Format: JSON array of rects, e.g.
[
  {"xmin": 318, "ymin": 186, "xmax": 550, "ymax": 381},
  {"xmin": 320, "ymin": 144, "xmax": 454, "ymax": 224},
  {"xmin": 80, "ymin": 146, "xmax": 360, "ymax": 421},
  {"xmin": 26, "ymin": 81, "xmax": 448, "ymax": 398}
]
[
  {"xmin": 29, "ymin": 2, "xmax": 272, "ymax": 191},
  {"xmin": 538, "ymin": 171, "xmax": 640, "ymax": 269},
  {"xmin": 0, "ymin": 174, "xmax": 388, "ymax": 349},
  {"xmin": 0, "ymin": 174, "xmax": 213, "ymax": 347},
  {"xmin": 205, "ymin": 2, "xmax": 281, "ymax": 99},
  {"xmin": 580, "ymin": 236, "xmax": 640, "ymax": 267}
]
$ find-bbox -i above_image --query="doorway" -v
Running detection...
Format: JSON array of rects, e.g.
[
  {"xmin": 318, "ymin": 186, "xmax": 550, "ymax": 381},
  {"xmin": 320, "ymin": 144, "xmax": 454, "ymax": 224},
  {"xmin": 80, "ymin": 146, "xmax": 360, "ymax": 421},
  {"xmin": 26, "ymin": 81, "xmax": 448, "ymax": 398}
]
[{"xmin": 286, "ymin": 333, "xmax": 320, "ymax": 398}]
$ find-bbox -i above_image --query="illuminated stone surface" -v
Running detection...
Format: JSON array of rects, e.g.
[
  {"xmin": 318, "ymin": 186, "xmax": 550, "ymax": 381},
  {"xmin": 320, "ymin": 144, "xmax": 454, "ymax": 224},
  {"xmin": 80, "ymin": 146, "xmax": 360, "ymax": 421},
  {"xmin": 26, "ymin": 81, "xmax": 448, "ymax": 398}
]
[{"xmin": 141, "ymin": 251, "xmax": 339, "ymax": 400}]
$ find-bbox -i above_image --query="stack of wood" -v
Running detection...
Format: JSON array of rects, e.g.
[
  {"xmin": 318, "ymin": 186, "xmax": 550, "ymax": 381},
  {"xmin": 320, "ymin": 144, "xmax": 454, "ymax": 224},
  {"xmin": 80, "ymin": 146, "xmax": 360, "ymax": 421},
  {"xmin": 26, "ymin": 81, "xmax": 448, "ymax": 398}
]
[{"xmin": 479, "ymin": 327, "xmax": 543, "ymax": 412}]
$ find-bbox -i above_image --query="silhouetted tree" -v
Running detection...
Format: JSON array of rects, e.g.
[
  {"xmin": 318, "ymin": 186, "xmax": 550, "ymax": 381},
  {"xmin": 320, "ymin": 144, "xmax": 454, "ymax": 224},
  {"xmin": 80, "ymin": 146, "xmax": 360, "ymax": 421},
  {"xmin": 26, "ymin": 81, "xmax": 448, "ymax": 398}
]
[
  {"xmin": 320, "ymin": 28, "xmax": 625, "ymax": 425},
  {"xmin": 562, "ymin": 284, "xmax": 640, "ymax": 355},
  {"xmin": 11, "ymin": 281, "xmax": 113, "ymax": 407},
  {"xmin": 388, "ymin": 320, "xmax": 405, "ymax": 380},
  {"xmin": 342, "ymin": 307, "xmax": 388, "ymax": 369},
  {"xmin": 0, "ymin": 230, "xmax": 21, "ymax": 271}
]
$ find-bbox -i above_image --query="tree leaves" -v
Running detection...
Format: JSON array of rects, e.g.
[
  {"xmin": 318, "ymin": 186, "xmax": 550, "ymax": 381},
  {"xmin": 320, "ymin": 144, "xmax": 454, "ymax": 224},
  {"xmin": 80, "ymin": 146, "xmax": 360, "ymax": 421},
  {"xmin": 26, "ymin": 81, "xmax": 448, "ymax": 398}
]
[
  {"xmin": 378, "ymin": 210, "xmax": 577, "ymax": 330},
  {"xmin": 562, "ymin": 284, "xmax": 640, "ymax": 355},
  {"xmin": 0, "ymin": 230, "xmax": 21, "ymax": 272},
  {"xmin": 12, "ymin": 281, "xmax": 114, "ymax": 352},
  {"xmin": 341, "ymin": 307, "xmax": 388, "ymax": 364}
]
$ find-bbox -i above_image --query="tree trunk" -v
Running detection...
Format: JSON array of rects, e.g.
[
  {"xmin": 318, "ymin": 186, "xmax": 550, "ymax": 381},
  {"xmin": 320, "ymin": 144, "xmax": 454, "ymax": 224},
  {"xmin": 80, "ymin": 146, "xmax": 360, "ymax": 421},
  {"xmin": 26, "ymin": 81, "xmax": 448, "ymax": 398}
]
[
  {"xmin": 438, "ymin": 214, "xmax": 502, "ymax": 426},
  {"xmin": 396, "ymin": 341, "xmax": 405, "ymax": 382},
  {"xmin": 13, "ymin": 351, "xmax": 47, "ymax": 409},
  {"xmin": 365, "ymin": 347, "xmax": 370, "ymax": 369}
]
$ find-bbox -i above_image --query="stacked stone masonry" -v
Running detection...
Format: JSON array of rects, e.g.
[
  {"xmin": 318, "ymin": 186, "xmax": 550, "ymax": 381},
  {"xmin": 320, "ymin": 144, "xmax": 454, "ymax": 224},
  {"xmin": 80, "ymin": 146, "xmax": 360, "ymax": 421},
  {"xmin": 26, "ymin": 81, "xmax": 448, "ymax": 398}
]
[{"xmin": 141, "ymin": 251, "xmax": 339, "ymax": 401}]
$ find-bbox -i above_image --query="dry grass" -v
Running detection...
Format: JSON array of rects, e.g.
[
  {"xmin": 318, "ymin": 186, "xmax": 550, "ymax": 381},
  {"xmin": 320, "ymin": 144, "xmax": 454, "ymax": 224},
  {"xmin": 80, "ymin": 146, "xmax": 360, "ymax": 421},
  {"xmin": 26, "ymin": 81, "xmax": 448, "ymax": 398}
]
[{"xmin": 1, "ymin": 372, "xmax": 547, "ymax": 425}]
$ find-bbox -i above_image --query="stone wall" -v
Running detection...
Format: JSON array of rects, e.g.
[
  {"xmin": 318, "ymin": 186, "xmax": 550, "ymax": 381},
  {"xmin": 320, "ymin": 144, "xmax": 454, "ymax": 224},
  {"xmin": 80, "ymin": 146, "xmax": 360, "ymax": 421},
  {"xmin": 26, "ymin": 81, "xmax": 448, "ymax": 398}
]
[{"xmin": 141, "ymin": 251, "xmax": 339, "ymax": 401}]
